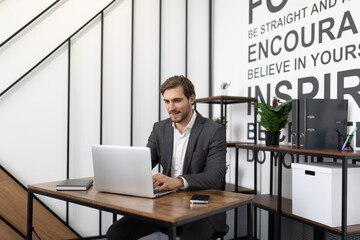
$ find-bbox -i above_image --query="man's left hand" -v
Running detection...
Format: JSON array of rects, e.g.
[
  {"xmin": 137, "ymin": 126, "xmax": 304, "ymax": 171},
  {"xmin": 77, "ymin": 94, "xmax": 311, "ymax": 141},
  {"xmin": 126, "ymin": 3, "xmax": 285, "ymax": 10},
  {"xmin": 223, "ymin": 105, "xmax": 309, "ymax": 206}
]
[{"xmin": 152, "ymin": 173, "xmax": 184, "ymax": 190}]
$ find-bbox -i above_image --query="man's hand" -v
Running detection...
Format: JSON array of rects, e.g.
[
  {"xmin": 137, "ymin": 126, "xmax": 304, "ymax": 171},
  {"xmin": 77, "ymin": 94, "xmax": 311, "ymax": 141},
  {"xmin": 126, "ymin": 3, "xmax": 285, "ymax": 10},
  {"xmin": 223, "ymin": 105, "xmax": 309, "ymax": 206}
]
[{"xmin": 152, "ymin": 173, "xmax": 184, "ymax": 190}]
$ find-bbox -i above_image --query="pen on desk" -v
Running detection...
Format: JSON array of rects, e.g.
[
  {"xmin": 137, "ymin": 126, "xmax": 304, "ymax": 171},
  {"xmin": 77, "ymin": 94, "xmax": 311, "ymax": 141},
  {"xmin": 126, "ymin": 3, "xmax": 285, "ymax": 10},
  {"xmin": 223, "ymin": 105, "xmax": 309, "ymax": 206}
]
[
  {"xmin": 341, "ymin": 127, "xmax": 357, "ymax": 150},
  {"xmin": 348, "ymin": 127, "xmax": 357, "ymax": 142},
  {"xmin": 337, "ymin": 129, "xmax": 345, "ymax": 150},
  {"xmin": 341, "ymin": 135, "xmax": 350, "ymax": 150}
]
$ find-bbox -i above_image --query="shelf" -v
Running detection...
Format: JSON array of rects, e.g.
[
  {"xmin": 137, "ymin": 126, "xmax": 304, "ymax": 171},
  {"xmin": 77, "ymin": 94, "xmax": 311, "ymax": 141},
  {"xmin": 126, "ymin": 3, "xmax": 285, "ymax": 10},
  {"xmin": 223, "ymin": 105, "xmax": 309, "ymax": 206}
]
[
  {"xmin": 227, "ymin": 141, "xmax": 254, "ymax": 148},
  {"xmin": 195, "ymin": 96, "xmax": 257, "ymax": 104},
  {"xmin": 253, "ymin": 194, "xmax": 360, "ymax": 235},
  {"xmin": 235, "ymin": 143, "xmax": 360, "ymax": 159},
  {"xmin": 225, "ymin": 183, "xmax": 255, "ymax": 194}
]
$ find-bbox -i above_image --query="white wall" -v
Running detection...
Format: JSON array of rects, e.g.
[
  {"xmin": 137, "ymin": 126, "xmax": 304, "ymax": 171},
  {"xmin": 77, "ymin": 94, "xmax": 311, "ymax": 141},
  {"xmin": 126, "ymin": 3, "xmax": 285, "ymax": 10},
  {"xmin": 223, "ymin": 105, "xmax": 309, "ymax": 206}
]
[
  {"xmin": 1, "ymin": 0, "xmax": 360, "ymax": 239},
  {"xmin": 230, "ymin": 0, "xmax": 360, "ymax": 239},
  {"xmin": 0, "ymin": 0, "xmax": 55, "ymax": 44}
]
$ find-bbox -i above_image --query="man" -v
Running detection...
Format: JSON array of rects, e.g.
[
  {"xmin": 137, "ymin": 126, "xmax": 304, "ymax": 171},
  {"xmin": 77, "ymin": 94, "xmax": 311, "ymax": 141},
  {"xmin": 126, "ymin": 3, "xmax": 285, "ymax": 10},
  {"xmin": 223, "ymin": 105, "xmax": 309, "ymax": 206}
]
[{"xmin": 107, "ymin": 75, "xmax": 227, "ymax": 240}]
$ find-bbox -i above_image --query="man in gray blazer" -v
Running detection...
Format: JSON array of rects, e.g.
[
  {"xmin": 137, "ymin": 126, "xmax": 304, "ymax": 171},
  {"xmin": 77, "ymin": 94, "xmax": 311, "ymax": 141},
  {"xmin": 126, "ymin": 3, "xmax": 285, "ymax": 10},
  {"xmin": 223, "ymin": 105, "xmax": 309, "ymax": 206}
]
[{"xmin": 107, "ymin": 76, "xmax": 227, "ymax": 240}]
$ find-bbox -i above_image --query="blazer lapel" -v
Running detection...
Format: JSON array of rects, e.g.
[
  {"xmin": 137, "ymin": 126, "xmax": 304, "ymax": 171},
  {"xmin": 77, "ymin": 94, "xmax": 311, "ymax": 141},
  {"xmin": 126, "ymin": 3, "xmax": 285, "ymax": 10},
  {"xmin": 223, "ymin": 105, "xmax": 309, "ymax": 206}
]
[
  {"xmin": 182, "ymin": 113, "xmax": 205, "ymax": 174},
  {"xmin": 163, "ymin": 120, "xmax": 173, "ymax": 176}
]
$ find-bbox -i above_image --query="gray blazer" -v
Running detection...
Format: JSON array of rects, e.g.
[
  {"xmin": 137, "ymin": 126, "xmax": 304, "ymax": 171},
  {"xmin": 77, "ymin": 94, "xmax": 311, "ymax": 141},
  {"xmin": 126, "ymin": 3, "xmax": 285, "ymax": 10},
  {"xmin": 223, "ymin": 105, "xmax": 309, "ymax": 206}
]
[{"xmin": 147, "ymin": 111, "xmax": 227, "ymax": 232}]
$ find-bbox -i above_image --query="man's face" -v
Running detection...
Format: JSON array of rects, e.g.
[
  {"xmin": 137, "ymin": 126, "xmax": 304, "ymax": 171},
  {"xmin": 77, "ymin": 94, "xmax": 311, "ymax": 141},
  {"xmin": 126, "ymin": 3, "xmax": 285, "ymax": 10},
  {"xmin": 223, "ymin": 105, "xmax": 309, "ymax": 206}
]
[{"xmin": 163, "ymin": 86, "xmax": 195, "ymax": 124}]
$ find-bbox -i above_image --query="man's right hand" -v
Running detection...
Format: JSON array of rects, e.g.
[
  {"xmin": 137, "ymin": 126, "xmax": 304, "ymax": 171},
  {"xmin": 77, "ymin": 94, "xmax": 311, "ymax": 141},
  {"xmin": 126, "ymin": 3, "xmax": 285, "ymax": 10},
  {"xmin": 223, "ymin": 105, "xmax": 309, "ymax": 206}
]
[{"xmin": 152, "ymin": 173, "xmax": 184, "ymax": 190}]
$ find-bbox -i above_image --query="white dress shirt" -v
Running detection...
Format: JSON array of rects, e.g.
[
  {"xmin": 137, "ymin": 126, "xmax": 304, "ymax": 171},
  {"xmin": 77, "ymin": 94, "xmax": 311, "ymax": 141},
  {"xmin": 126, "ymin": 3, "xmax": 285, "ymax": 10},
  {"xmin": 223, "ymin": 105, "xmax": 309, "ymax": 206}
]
[{"xmin": 171, "ymin": 111, "xmax": 197, "ymax": 189}]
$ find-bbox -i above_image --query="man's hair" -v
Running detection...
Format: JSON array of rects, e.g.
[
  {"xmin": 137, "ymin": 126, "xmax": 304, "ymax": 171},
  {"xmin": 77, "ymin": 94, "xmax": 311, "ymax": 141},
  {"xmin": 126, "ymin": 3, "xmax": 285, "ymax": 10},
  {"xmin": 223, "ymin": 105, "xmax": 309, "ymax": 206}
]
[{"xmin": 160, "ymin": 75, "xmax": 196, "ymax": 99}]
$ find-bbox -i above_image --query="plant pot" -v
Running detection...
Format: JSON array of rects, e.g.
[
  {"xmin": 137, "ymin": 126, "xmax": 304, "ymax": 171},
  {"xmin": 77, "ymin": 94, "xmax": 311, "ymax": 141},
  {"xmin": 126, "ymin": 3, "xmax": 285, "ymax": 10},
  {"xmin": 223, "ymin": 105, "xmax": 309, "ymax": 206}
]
[
  {"xmin": 265, "ymin": 131, "xmax": 280, "ymax": 146},
  {"xmin": 221, "ymin": 89, "xmax": 228, "ymax": 95}
]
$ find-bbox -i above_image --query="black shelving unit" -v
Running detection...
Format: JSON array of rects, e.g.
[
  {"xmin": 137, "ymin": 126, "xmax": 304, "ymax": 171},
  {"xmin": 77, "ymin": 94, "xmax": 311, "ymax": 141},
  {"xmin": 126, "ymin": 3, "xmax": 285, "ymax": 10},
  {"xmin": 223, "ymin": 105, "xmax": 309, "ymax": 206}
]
[
  {"xmin": 194, "ymin": 95, "xmax": 258, "ymax": 193},
  {"xmin": 235, "ymin": 143, "xmax": 360, "ymax": 240},
  {"xmin": 194, "ymin": 95, "xmax": 258, "ymax": 239}
]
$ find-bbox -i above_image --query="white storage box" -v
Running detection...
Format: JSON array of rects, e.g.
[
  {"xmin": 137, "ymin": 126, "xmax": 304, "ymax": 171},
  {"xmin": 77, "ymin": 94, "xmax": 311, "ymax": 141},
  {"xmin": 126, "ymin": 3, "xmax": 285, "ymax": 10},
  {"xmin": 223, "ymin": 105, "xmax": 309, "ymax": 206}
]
[{"xmin": 292, "ymin": 162, "xmax": 360, "ymax": 227}]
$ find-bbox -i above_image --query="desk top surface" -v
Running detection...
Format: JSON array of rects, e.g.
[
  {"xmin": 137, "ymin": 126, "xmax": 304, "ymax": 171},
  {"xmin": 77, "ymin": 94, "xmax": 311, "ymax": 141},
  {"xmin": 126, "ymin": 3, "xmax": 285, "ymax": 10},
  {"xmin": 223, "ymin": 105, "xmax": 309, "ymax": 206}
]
[{"xmin": 28, "ymin": 178, "xmax": 252, "ymax": 224}]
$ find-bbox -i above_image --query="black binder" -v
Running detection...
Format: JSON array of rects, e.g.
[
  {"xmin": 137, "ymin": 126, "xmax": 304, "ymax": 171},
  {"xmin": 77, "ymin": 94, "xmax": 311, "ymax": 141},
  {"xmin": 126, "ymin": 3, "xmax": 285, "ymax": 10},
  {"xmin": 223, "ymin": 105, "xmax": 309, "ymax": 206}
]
[
  {"xmin": 298, "ymin": 99, "xmax": 306, "ymax": 148},
  {"xmin": 292, "ymin": 99, "xmax": 348, "ymax": 149},
  {"xmin": 56, "ymin": 179, "xmax": 93, "ymax": 191},
  {"xmin": 291, "ymin": 100, "xmax": 300, "ymax": 148}
]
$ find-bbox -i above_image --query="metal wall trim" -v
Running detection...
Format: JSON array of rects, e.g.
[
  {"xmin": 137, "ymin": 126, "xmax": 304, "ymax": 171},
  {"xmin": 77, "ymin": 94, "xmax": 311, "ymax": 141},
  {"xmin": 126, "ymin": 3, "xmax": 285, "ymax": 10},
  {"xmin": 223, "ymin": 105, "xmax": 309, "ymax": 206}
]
[
  {"xmin": 158, "ymin": 0, "xmax": 163, "ymax": 123},
  {"xmin": 208, "ymin": 0, "xmax": 213, "ymax": 118},
  {"xmin": 185, "ymin": 0, "xmax": 188, "ymax": 77},
  {"xmin": 130, "ymin": 0, "xmax": 135, "ymax": 146},
  {"xmin": 98, "ymin": 12, "xmax": 105, "ymax": 236},
  {"xmin": 66, "ymin": 39, "xmax": 71, "ymax": 225}
]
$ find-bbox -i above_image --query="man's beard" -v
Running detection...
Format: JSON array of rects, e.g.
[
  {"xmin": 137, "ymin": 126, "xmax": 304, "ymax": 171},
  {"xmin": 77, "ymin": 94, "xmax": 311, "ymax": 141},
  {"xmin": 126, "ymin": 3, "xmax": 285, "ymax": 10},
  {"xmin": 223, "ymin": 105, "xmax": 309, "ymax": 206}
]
[{"xmin": 169, "ymin": 105, "xmax": 191, "ymax": 123}]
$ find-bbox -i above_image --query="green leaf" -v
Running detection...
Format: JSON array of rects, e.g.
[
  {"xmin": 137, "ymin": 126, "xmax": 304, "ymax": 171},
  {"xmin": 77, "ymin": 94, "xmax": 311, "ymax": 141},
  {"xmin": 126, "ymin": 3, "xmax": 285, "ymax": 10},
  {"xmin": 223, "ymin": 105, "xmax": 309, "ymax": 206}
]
[{"xmin": 252, "ymin": 99, "xmax": 292, "ymax": 131}]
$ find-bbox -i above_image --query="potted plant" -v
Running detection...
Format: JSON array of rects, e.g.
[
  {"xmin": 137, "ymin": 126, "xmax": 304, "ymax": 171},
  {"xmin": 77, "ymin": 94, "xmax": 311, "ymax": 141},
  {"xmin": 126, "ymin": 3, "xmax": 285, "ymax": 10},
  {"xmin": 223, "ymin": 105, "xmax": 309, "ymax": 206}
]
[
  {"xmin": 220, "ymin": 82, "xmax": 231, "ymax": 95},
  {"xmin": 252, "ymin": 97, "xmax": 292, "ymax": 145},
  {"xmin": 212, "ymin": 116, "xmax": 228, "ymax": 129}
]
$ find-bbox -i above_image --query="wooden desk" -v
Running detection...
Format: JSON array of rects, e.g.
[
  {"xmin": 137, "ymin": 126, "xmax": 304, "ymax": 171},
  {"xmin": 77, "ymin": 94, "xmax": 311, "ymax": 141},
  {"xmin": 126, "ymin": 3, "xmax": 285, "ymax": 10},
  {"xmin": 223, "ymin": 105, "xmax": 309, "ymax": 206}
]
[{"xmin": 27, "ymin": 179, "xmax": 253, "ymax": 240}]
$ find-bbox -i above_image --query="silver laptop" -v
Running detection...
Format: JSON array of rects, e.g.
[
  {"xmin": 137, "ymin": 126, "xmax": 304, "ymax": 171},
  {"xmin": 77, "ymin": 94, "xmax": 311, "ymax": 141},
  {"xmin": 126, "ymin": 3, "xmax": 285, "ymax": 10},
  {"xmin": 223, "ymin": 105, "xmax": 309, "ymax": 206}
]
[{"xmin": 91, "ymin": 145, "xmax": 175, "ymax": 198}]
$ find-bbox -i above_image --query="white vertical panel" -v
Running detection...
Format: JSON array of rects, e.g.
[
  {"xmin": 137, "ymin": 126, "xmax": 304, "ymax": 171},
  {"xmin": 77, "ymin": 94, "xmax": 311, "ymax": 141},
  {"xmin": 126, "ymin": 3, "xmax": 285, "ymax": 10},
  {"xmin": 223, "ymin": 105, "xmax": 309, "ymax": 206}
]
[
  {"xmin": 188, "ymin": 0, "xmax": 209, "ymax": 118},
  {"xmin": 70, "ymin": 19, "xmax": 101, "ymax": 178},
  {"xmin": 213, "ymin": 0, "xmax": 256, "ymax": 223},
  {"xmin": 133, "ymin": 0, "xmax": 160, "ymax": 147},
  {"xmin": 160, "ymin": 0, "xmax": 186, "ymax": 120},
  {"xmin": 213, "ymin": 0, "xmax": 246, "ymax": 97},
  {"xmin": 102, "ymin": 0, "xmax": 133, "ymax": 232},
  {"xmin": 213, "ymin": 0, "xmax": 250, "ymax": 142},
  {"xmin": 69, "ymin": 18, "xmax": 101, "ymax": 236},
  {"xmin": 103, "ymin": 0, "xmax": 132, "ymax": 146},
  {"xmin": 213, "ymin": 2, "xmax": 269, "ymax": 239},
  {"xmin": 213, "ymin": 0, "xmax": 256, "ymax": 197},
  {"xmin": 0, "ymin": 47, "xmax": 68, "ymax": 183}
]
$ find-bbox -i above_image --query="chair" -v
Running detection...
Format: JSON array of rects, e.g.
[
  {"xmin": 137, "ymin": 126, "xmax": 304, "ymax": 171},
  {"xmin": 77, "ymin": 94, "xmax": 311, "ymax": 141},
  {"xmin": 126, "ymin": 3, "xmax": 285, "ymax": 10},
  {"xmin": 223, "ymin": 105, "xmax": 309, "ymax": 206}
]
[
  {"xmin": 163, "ymin": 224, "xmax": 228, "ymax": 240},
  {"xmin": 211, "ymin": 224, "xmax": 229, "ymax": 240}
]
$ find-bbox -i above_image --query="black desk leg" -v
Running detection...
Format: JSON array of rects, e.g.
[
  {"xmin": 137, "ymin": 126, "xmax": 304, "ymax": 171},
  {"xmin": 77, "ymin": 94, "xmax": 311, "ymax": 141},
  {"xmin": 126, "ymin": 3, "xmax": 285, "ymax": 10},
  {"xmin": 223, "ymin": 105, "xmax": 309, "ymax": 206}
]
[
  {"xmin": 168, "ymin": 225, "xmax": 176, "ymax": 240},
  {"xmin": 341, "ymin": 159, "xmax": 348, "ymax": 240},
  {"xmin": 235, "ymin": 147, "xmax": 239, "ymax": 193},
  {"xmin": 275, "ymin": 153, "xmax": 283, "ymax": 240},
  {"xmin": 254, "ymin": 208, "xmax": 257, "ymax": 240},
  {"xmin": 247, "ymin": 204, "xmax": 253, "ymax": 240},
  {"xmin": 234, "ymin": 207, "xmax": 238, "ymax": 239},
  {"xmin": 268, "ymin": 212, "xmax": 275, "ymax": 240},
  {"xmin": 270, "ymin": 152, "xmax": 274, "ymax": 195},
  {"xmin": 254, "ymin": 150, "xmax": 257, "ymax": 240},
  {"xmin": 27, "ymin": 191, "xmax": 34, "ymax": 240},
  {"xmin": 234, "ymin": 147, "xmax": 239, "ymax": 239},
  {"xmin": 220, "ymin": 99, "xmax": 224, "ymax": 126}
]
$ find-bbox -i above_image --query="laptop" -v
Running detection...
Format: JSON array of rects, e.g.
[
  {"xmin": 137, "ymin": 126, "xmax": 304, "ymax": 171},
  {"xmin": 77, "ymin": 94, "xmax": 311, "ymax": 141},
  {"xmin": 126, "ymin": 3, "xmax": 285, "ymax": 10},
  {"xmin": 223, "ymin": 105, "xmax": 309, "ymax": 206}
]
[{"xmin": 91, "ymin": 145, "xmax": 175, "ymax": 198}]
